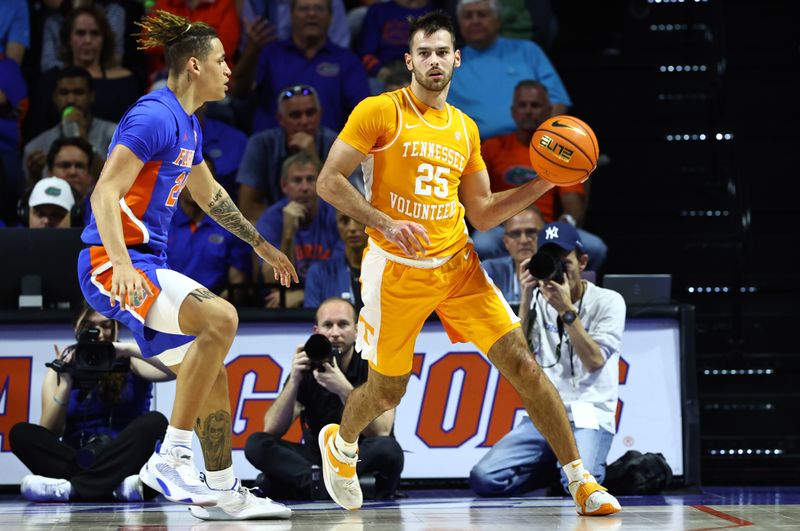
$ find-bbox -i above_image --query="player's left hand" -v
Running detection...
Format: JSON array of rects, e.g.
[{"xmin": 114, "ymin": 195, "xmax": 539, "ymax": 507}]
[{"xmin": 255, "ymin": 242, "xmax": 299, "ymax": 288}]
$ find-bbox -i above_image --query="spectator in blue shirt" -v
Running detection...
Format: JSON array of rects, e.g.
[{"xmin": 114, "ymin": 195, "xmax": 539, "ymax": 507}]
[
  {"xmin": 241, "ymin": 0, "xmax": 351, "ymax": 50},
  {"xmin": 237, "ymin": 84, "xmax": 362, "ymax": 222},
  {"xmin": 197, "ymin": 105, "xmax": 248, "ymax": 200},
  {"xmin": 0, "ymin": 56, "xmax": 27, "ymax": 223},
  {"xmin": 167, "ymin": 189, "xmax": 253, "ymax": 305},
  {"xmin": 256, "ymin": 151, "xmax": 341, "ymax": 308},
  {"xmin": 481, "ymin": 206, "xmax": 545, "ymax": 306},
  {"xmin": 233, "ymin": 0, "xmax": 370, "ymax": 133},
  {"xmin": 357, "ymin": 0, "xmax": 433, "ymax": 85},
  {"xmin": 447, "ymin": 0, "xmax": 570, "ymax": 138},
  {"xmin": 0, "ymin": 0, "xmax": 30, "ymax": 65},
  {"xmin": 304, "ymin": 210, "xmax": 368, "ymax": 310}
]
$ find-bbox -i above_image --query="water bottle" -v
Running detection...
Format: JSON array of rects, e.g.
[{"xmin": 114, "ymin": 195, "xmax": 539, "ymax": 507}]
[{"xmin": 62, "ymin": 106, "xmax": 81, "ymax": 138}]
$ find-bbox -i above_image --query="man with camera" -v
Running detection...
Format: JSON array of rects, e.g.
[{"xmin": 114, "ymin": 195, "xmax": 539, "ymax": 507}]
[
  {"xmin": 469, "ymin": 221, "xmax": 626, "ymax": 497},
  {"xmin": 9, "ymin": 304, "xmax": 172, "ymax": 502},
  {"xmin": 244, "ymin": 297, "xmax": 404, "ymax": 499},
  {"xmin": 481, "ymin": 206, "xmax": 546, "ymax": 306}
]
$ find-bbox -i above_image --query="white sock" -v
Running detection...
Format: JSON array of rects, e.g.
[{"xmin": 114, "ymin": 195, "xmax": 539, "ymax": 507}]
[
  {"xmin": 162, "ymin": 425, "xmax": 193, "ymax": 451},
  {"xmin": 205, "ymin": 466, "xmax": 236, "ymax": 490},
  {"xmin": 563, "ymin": 459, "xmax": 588, "ymax": 484},
  {"xmin": 334, "ymin": 432, "xmax": 358, "ymax": 459}
]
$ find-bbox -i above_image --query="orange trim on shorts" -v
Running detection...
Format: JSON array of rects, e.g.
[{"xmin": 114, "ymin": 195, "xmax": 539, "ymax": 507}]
[{"xmin": 88, "ymin": 246, "xmax": 160, "ymax": 319}]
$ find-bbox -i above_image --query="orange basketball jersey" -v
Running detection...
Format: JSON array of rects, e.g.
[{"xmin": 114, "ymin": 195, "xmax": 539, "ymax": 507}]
[{"xmin": 338, "ymin": 87, "xmax": 486, "ymax": 258}]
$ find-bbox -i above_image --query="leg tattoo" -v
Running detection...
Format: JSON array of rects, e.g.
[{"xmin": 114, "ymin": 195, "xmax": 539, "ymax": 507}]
[{"xmin": 196, "ymin": 410, "xmax": 233, "ymax": 470}]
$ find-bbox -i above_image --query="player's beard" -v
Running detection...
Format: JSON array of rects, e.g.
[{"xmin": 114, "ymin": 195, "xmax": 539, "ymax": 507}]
[{"xmin": 412, "ymin": 64, "xmax": 454, "ymax": 92}]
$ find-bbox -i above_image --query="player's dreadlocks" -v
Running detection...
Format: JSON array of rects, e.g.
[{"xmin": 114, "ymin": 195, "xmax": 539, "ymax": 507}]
[{"xmin": 134, "ymin": 10, "xmax": 218, "ymax": 76}]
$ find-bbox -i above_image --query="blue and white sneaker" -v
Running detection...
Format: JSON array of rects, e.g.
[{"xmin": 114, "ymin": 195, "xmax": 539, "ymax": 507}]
[
  {"xmin": 112, "ymin": 474, "xmax": 144, "ymax": 502},
  {"xmin": 20, "ymin": 474, "xmax": 72, "ymax": 502},
  {"xmin": 189, "ymin": 479, "xmax": 292, "ymax": 520},
  {"xmin": 139, "ymin": 443, "xmax": 216, "ymax": 506}
]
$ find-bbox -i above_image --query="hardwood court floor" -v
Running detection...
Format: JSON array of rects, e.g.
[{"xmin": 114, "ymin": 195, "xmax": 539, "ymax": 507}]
[{"xmin": 1, "ymin": 487, "xmax": 798, "ymax": 530}]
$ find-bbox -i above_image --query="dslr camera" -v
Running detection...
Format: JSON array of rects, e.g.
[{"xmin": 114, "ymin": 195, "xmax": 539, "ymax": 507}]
[
  {"xmin": 527, "ymin": 245, "xmax": 567, "ymax": 284},
  {"xmin": 46, "ymin": 327, "xmax": 128, "ymax": 400},
  {"xmin": 303, "ymin": 334, "xmax": 341, "ymax": 373}
]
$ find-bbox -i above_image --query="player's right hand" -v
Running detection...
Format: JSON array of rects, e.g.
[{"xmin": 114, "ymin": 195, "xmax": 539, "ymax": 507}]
[
  {"xmin": 110, "ymin": 262, "xmax": 153, "ymax": 311},
  {"xmin": 381, "ymin": 219, "xmax": 430, "ymax": 258},
  {"xmin": 255, "ymin": 242, "xmax": 299, "ymax": 288}
]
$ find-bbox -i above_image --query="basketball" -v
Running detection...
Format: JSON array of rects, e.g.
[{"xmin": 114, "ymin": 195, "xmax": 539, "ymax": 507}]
[{"xmin": 528, "ymin": 115, "xmax": 599, "ymax": 186}]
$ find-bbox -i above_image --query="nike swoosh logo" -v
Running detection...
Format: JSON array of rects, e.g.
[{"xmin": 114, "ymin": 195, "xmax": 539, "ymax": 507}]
[
  {"xmin": 552, "ymin": 119, "xmax": 586, "ymax": 136},
  {"xmin": 405, "ymin": 123, "xmax": 422, "ymax": 129},
  {"xmin": 464, "ymin": 249, "xmax": 471, "ymax": 261}
]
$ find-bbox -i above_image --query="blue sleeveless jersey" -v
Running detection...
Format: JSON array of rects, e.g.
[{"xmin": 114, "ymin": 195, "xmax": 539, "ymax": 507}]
[{"xmin": 81, "ymin": 87, "xmax": 204, "ymax": 252}]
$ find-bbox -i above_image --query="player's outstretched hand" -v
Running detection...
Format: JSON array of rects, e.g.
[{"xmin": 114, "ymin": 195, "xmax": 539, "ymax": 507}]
[
  {"xmin": 381, "ymin": 219, "xmax": 430, "ymax": 258},
  {"xmin": 110, "ymin": 263, "xmax": 153, "ymax": 311},
  {"xmin": 256, "ymin": 242, "xmax": 299, "ymax": 288}
]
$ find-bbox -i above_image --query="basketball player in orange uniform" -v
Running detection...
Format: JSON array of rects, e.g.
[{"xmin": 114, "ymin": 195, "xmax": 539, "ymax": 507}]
[{"xmin": 315, "ymin": 11, "xmax": 621, "ymax": 516}]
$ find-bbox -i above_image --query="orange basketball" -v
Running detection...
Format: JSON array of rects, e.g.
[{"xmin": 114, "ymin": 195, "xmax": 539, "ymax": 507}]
[{"xmin": 528, "ymin": 115, "xmax": 599, "ymax": 186}]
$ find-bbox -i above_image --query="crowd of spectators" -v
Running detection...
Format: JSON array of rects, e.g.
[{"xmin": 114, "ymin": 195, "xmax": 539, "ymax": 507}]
[
  {"xmin": 4, "ymin": 2, "xmax": 626, "ymax": 505},
  {"xmin": 1, "ymin": 0, "xmax": 610, "ymax": 310}
]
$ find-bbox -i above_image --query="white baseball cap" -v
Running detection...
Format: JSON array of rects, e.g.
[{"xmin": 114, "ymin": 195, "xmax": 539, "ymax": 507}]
[{"xmin": 28, "ymin": 177, "xmax": 75, "ymax": 211}]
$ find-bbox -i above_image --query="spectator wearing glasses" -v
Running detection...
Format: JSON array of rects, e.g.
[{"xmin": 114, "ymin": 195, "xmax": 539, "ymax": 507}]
[
  {"xmin": 23, "ymin": 66, "xmax": 116, "ymax": 183},
  {"xmin": 236, "ymin": 84, "xmax": 362, "ymax": 222},
  {"xmin": 232, "ymin": 0, "xmax": 370, "ymax": 133},
  {"xmin": 470, "ymin": 221, "xmax": 625, "ymax": 498},
  {"xmin": 481, "ymin": 206, "xmax": 545, "ymax": 306},
  {"xmin": 45, "ymin": 137, "xmax": 94, "ymax": 219}
]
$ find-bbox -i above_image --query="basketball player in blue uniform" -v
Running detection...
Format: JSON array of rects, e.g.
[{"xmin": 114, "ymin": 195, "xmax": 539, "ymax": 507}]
[{"xmin": 77, "ymin": 11, "xmax": 296, "ymax": 520}]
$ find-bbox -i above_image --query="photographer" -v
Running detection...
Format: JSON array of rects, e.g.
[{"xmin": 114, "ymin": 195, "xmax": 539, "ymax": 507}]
[
  {"xmin": 470, "ymin": 222, "xmax": 626, "ymax": 497},
  {"xmin": 9, "ymin": 303, "xmax": 172, "ymax": 502},
  {"xmin": 245, "ymin": 297, "xmax": 403, "ymax": 499}
]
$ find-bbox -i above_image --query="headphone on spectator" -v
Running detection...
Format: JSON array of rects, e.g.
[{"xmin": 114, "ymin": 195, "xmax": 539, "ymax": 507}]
[{"xmin": 16, "ymin": 183, "xmax": 85, "ymax": 227}]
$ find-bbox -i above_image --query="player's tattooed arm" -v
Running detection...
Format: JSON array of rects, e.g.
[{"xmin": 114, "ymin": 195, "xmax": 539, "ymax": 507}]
[{"xmin": 206, "ymin": 187, "xmax": 265, "ymax": 247}]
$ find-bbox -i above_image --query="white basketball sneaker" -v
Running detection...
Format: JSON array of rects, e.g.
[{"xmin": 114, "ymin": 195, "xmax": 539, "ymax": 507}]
[
  {"xmin": 20, "ymin": 474, "xmax": 72, "ymax": 502},
  {"xmin": 318, "ymin": 423, "xmax": 362, "ymax": 510},
  {"xmin": 139, "ymin": 443, "xmax": 216, "ymax": 506},
  {"xmin": 188, "ymin": 479, "xmax": 291, "ymax": 520},
  {"xmin": 568, "ymin": 473, "xmax": 622, "ymax": 516},
  {"xmin": 112, "ymin": 474, "xmax": 144, "ymax": 502}
]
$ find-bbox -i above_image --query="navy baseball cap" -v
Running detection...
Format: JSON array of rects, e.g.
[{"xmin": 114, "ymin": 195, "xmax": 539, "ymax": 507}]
[{"xmin": 537, "ymin": 221, "xmax": 583, "ymax": 252}]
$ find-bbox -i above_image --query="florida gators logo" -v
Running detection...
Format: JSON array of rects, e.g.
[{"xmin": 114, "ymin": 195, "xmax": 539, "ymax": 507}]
[{"xmin": 130, "ymin": 290, "xmax": 148, "ymax": 309}]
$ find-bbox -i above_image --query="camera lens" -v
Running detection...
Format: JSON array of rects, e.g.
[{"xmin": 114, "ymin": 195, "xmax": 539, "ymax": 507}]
[
  {"xmin": 528, "ymin": 252, "xmax": 557, "ymax": 279},
  {"xmin": 304, "ymin": 334, "xmax": 332, "ymax": 362},
  {"xmin": 527, "ymin": 247, "xmax": 565, "ymax": 283}
]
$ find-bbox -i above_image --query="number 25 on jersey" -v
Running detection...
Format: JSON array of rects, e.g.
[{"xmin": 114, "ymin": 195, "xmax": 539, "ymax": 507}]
[{"xmin": 415, "ymin": 163, "xmax": 449, "ymax": 199}]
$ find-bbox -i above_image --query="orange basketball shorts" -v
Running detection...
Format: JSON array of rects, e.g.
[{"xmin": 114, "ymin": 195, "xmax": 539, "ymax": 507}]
[{"xmin": 356, "ymin": 241, "xmax": 521, "ymax": 376}]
